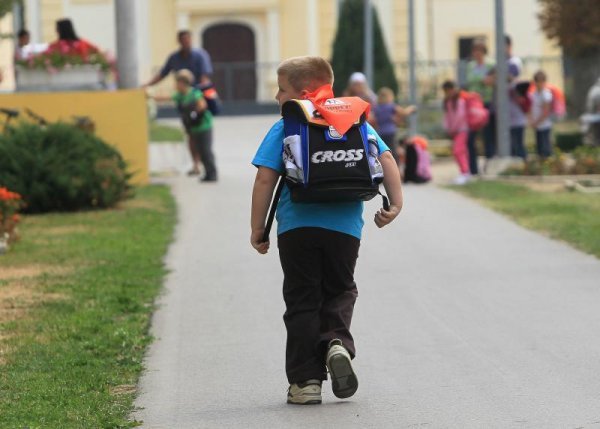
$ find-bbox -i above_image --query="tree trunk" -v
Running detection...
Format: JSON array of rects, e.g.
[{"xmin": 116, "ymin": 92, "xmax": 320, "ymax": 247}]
[{"xmin": 565, "ymin": 48, "xmax": 600, "ymax": 117}]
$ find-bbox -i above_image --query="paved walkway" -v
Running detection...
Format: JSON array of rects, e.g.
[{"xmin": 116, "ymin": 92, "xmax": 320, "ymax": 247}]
[{"xmin": 134, "ymin": 116, "xmax": 600, "ymax": 429}]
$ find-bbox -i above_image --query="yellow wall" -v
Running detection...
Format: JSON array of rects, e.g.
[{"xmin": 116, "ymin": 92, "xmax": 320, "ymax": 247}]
[{"xmin": 0, "ymin": 90, "xmax": 149, "ymax": 185}]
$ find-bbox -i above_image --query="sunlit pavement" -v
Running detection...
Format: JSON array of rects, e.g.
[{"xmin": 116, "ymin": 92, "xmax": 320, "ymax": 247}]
[{"xmin": 134, "ymin": 115, "xmax": 600, "ymax": 429}]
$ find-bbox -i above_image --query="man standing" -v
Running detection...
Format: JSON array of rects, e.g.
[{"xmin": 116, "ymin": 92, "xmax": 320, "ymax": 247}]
[
  {"xmin": 143, "ymin": 30, "xmax": 213, "ymax": 87},
  {"xmin": 143, "ymin": 30, "xmax": 215, "ymax": 177},
  {"xmin": 505, "ymin": 34, "xmax": 528, "ymax": 160}
]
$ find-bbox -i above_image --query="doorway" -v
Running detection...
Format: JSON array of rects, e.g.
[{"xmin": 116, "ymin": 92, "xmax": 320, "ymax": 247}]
[{"xmin": 202, "ymin": 23, "xmax": 257, "ymax": 101}]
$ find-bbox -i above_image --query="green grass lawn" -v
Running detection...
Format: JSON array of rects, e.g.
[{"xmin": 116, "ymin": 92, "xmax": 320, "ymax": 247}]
[
  {"xmin": 0, "ymin": 185, "xmax": 175, "ymax": 428},
  {"xmin": 149, "ymin": 121, "xmax": 184, "ymax": 142},
  {"xmin": 454, "ymin": 181, "xmax": 600, "ymax": 258}
]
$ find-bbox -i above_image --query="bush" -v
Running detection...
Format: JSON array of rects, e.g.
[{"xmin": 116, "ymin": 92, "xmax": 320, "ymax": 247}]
[
  {"xmin": 572, "ymin": 145, "xmax": 600, "ymax": 174},
  {"xmin": 0, "ymin": 122, "xmax": 131, "ymax": 213},
  {"xmin": 501, "ymin": 146, "xmax": 600, "ymax": 176},
  {"xmin": 555, "ymin": 132, "xmax": 584, "ymax": 152}
]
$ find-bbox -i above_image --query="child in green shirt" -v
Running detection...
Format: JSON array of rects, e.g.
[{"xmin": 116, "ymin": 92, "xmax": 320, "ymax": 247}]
[{"xmin": 172, "ymin": 69, "xmax": 217, "ymax": 182}]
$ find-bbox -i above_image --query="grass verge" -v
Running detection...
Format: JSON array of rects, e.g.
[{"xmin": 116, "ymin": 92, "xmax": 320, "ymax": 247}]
[
  {"xmin": 0, "ymin": 185, "xmax": 176, "ymax": 428},
  {"xmin": 149, "ymin": 121, "xmax": 184, "ymax": 142},
  {"xmin": 454, "ymin": 181, "xmax": 600, "ymax": 258}
]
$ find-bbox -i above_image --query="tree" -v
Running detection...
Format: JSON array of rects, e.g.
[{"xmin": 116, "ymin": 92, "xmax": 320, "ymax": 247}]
[
  {"xmin": 0, "ymin": 0, "xmax": 13, "ymax": 19},
  {"xmin": 538, "ymin": 0, "xmax": 600, "ymax": 116},
  {"xmin": 330, "ymin": 0, "xmax": 398, "ymax": 97}
]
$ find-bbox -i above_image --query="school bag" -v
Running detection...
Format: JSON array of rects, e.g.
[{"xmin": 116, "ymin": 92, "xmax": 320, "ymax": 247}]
[
  {"xmin": 262, "ymin": 97, "xmax": 389, "ymax": 243},
  {"xmin": 175, "ymin": 90, "xmax": 205, "ymax": 132},
  {"xmin": 403, "ymin": 136, "xmax": 432, "ymax": 184},
  {"xmin": 199, "ymin": 82, "xmax": 221, "ymax": 115},
  {"xmin": 281, "ymin": 98, "xmax": 387, "ymax": 203},
  {"xmin": 527, "ymin": 83, "xmax": 566, "ymax": 121},
  {"xmin": 460, "ymin": 91, "xmax": 489, "ymax": 131},
  {"xmin": 514, "ymin": 81, "xmax": 533, "ymax": 113}
]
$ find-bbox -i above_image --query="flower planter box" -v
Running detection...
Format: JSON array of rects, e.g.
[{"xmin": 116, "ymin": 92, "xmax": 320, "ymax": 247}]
[{"xmin": 16, "ymin": 65, "xmax": 106, "ymax": 92}]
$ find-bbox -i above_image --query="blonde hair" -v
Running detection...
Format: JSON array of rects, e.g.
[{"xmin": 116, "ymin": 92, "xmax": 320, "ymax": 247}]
[
  {"xmin": 175, "ymin": 69, "xmax": 194, "ymax": 86},
  {"xmin": 277, "ymin": 56, "xmax": 334, "ymax": 92},
  {"xmin": 377, "ymin": 87, "xmax": 395, "ymax": 104}
]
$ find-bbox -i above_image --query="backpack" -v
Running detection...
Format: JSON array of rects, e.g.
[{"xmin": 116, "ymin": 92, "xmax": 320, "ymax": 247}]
[
  {"xmin": 527, "ymin": 83, "xmax": 566, "ymax": 121},
  {"xmin": 176, "ymin": 95, "xmax": 204, "ymax": 132},
  {"xmin": 403, "ymin": 136, "xmax": 432, "ymax": 184},
  {"xmin": 460, "ymin": 91, "xmax": 489, "ymax": 131},
  {"xmin": 281, "ymin": 98, "xmax": 385, "ymax": 204},
  {"xmin": 199, "ymin": 82, "xmax": 221, "ymax": 116},
  {"xmin": 514, "ymin": 81, "xmax": 533, "ymax": 113}
]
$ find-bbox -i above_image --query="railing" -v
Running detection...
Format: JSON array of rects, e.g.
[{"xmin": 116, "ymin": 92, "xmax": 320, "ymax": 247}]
[
  {"xmin": 154, "ymin": 56, "xmax": 564, "ymax": 116},
  {"xmin": 204, "ymin": 56, "xmax": 563, "ymax": 103}
]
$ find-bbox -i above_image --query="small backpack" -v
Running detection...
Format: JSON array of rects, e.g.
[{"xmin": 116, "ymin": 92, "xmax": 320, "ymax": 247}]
[
  {"xmin": 199, "ymin": 82, "xmax": 221, "ymax": 116},
  {"xmin": 176, "ymin": 95, "xmax": 204, "ymax": 132},
  {"xmin": 403, "ymin": 136, "xmax": 432, "ymax": 184},
  {"xmin": 548, "ymin": 84, "xmax": 566, "ymax": 120},
  {"xmin": 527, "ymin": 83, "xmax": 567, "ymax": 121},
  {"xmin": 280, "ymin": 98, "xmax": 386, "ymax": 204},
  {"xmin": 460, "ymin": 91, "xmax": 489, "ymax": 131}
]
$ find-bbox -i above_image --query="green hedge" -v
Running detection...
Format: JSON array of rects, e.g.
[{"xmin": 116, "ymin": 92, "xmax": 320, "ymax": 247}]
[
  {"xmin": 555, "ymin": 132, "xmax": 584, "ymax": 152},
  {"xmin": 0, "ymin": 122, "xmax": 131, "ymax": 213}
]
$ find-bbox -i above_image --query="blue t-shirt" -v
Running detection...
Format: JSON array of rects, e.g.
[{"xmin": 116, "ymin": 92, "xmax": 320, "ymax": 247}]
[
  {"xmin": 160, "ymin": 48, "xmax": 213, "ymax": 83},
  {"xmin": 252, "ymin": 120, "xmax": 389, "ymax": 239}
]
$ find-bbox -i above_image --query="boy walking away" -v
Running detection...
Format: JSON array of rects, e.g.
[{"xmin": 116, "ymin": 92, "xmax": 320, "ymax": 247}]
[
  {"xmin": 442, "ymin": 80, "xmax": 471, "ymax": 185},
  {"xmin": 173, "ymin": 69, "xmax": 218, "ymax": 182},
  {"xmin": 250, "ymin": 56, "xmax": 403, "ymax": 405},
  {"xmin": 529, "ymin": 71, "xmax": 554, "ymax": 159},
  {"xmin": 370, "ymin": 87, "xmax": 416, "ymax": 164}
]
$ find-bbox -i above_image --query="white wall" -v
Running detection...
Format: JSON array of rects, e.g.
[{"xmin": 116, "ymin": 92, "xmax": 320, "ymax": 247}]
[
  {"xmin": 415, "ymin": 0, "xmax": 553, "ymax": 61},
  {"xmin": 67, "ymin": 2, "xmax": 116, "ymax": 54}
]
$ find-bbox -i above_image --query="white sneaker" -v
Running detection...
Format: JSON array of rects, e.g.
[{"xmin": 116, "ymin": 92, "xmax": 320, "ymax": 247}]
[
  {"xmin": 287, "ymin": 380, "xmax": 322, "ymax": 405},
  {"xmin": 452, "ymin": 173, "xmax": 471, "ymax": 185},
  {"xmin": 326, "ymin": 339, "xmax": 358, "ymax": 399}
]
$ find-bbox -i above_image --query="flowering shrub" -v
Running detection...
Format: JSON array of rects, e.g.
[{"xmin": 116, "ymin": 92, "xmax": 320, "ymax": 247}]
[
  {"xmin": 0, "ymin": 123, "xmax": 131, "ymax": 213},
  {"xmin": 16, "ymin": 40, "xmax": 112, "ymax": 73},
  {"xmin": 0, "ymin": 187, "xmax": 23, "ymax": 243},
  {"xmin": 501, "ymin": 146, "xmax": 600, "ymax": 176}
]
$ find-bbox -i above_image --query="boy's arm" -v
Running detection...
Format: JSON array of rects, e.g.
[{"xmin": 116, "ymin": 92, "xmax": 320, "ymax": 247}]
[
  {"xmin": 250, "ymin": 166, "xmax": 280, "ymax": 254},
  {"xmin": 375, "ymin": 151, "xmax": 403, "ymax": 228},
  {"xmin": 196, "ymin": 96, "xmax": 208, "ymax": 112}
]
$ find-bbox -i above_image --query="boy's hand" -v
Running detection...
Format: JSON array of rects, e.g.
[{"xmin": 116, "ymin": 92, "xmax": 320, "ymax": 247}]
[
  {"xmin": 251, "ymin": 229, "xmax": 270, "ymax": 254},
  {"xmin": 374, "ymin": 205, "xmax": 401, "ymax": 228}
]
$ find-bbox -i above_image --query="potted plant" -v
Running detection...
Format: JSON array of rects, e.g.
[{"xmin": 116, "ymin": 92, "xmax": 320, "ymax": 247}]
[{"xmin": 15, "ymin": 40, "xmax": 112, "ymax": 91}]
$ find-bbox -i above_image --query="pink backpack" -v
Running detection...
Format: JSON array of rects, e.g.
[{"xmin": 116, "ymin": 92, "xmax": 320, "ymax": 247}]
[
  {"xmin": 460, "ymin": 91, "xmax": 490, "ymax": 131},
  {"xmin": 415, "ymin": 145, "xmax": 432, "ymax": 182}
]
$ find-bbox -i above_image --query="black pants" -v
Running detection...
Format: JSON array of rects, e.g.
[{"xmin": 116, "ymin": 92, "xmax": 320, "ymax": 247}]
[
  {"xmin": 536, "ymin": 129, "xmax": 553, "ymax": 159},
  {"xmin": 190, "ymin": 129, "xmax": 217, "ymax": 179},
  {"xmin": 510, "ymin": 126, "xmax": 527, "ymax": 160},
  {"xmin": 278, "ymin": 228, "xmax": 360, "ymax": 384},
  {"xmin": 466, "ymin": 131, "xmax": 479, "ymax": 175}
]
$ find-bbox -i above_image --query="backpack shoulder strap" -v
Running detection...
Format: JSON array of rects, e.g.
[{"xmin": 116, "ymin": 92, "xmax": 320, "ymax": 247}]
[{"xmin": 261, "ymin": 177, "xmax": 285, "ymax": 243}]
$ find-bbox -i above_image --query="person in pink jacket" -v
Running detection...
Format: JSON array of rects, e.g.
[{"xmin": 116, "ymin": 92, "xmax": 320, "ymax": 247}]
[{"xmin": 442, "ymin": 80, "xmax": 472, "ymax": 185}]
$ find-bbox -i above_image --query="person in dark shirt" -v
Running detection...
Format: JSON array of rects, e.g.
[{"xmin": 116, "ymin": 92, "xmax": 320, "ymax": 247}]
[{"xmin": 143, "ymin": 30, "xmax": 212, "ymax": 87}]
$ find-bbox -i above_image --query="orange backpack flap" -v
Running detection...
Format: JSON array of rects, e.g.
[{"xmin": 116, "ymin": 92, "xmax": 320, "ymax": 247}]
[{"xmin": 528, "ymin": 83, "xmax": 566, "ymax": 119}]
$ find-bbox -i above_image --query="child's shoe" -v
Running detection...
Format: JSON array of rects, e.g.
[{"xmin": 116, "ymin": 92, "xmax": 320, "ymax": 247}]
[
  {"xmin": 452, "ymin": 173, "xmax": 471, "ymax": 185},
  {"xmin": 287, "ymin": 380, "xmax": 322, "ymax": 405},
  {"xmin": 326, "ymin": 339, "xmax": 358, "ymax": 399}
]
